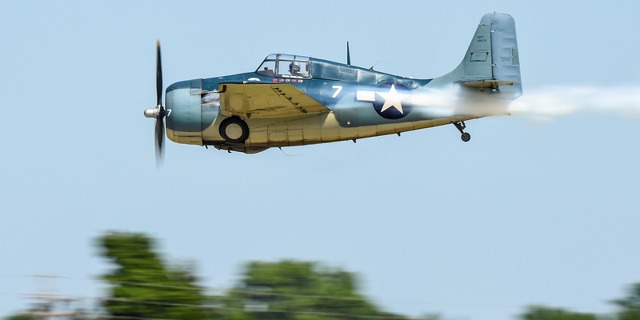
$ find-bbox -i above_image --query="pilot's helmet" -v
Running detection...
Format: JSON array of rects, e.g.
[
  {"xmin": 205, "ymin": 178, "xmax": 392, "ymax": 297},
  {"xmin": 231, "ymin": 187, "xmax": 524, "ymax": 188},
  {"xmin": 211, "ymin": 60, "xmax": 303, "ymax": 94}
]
[{"xmin": 289, "ymin": 62, "xmax": 300, "ymax": 74}]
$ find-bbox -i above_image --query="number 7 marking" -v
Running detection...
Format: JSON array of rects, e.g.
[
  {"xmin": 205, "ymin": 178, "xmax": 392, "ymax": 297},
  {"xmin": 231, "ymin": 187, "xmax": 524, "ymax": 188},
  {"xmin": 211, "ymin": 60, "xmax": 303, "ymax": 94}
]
[{"xmin": 332, "ymin": 85, "xmax": 343, "ymax": 98}]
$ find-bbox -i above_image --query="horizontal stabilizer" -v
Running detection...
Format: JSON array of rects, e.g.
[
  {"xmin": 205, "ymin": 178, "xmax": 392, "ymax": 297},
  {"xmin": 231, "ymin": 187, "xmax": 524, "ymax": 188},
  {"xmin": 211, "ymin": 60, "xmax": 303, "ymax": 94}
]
[{"xmin": 461, "ymin": 80, "xmax": 517, "ymax": 89}]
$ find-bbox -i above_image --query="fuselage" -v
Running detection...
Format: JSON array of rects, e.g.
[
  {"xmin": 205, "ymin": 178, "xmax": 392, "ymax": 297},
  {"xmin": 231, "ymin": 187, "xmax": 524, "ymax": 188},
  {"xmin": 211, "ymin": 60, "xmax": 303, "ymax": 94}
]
[{"xmin": 164, "ymin": 54, "xmax": 479, "ymax": 153}]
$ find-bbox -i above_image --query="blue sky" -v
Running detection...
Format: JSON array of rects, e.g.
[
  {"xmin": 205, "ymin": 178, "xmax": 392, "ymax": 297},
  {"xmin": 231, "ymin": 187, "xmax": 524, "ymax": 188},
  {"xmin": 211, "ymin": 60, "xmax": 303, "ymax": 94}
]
[{"xmin": 1, "ymin": 1, "xmax": 639, "ymax": 319}]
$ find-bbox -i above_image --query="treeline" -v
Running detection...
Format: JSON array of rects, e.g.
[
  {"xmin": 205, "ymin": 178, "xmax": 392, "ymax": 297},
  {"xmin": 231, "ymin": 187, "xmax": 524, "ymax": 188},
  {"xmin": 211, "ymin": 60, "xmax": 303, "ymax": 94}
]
[{"xmin": 6, "ymin": 232, "xmax": 640, "ymax": 320}]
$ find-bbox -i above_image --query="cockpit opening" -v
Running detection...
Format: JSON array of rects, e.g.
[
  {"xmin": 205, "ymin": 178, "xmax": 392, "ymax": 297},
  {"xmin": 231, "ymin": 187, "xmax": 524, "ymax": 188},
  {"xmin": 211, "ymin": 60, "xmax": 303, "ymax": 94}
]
[{"xmin": 256, "ymin": 54, "xmax": 311, "ymax": 78}]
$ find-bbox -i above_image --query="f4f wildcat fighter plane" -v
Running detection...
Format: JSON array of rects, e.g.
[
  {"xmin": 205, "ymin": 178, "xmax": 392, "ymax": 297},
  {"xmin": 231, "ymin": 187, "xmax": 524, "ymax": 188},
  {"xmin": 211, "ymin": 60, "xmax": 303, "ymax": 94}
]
[{"xmin": 145, "ymin": 12, "xmax": 521, "ymax": 160}]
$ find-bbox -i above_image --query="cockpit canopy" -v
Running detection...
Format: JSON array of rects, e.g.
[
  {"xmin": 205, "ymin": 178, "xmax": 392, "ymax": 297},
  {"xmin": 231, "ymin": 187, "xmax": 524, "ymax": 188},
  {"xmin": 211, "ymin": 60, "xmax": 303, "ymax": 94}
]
[
  {"xmin": 256, "ymin": 54, "xmax": 311, "ymax": 78},
  {"xmin": 255, "ymin": 53, "xmax": 427, "ymax": 89}
]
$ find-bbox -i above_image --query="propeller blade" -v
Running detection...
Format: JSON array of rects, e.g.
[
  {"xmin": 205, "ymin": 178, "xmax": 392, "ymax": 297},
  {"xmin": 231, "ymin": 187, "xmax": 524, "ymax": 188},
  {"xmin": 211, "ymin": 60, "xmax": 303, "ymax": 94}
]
[
  {"xmin": 156, "ymin": 40, "xmax": 163, "ymax": 107},
  {"xmin": 154, "ymin": 40, "xmax": 165, "ymax": 165},
  {"xmin": 155, "ymin": 110, "xmax": 165, "ymax": 165}
]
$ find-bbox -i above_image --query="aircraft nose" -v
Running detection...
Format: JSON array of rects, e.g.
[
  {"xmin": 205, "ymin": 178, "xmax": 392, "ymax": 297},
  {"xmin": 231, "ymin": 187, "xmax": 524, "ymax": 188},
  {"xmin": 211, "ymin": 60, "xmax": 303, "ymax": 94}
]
[{"xmin": 165, "ymin": 81, "xmax": 203, "ymax": 145}]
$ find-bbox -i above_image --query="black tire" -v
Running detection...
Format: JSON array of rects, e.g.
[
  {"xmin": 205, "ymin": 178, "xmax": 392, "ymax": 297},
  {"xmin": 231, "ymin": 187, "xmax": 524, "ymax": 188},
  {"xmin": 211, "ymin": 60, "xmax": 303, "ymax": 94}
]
[
  {"xmin": 461, "ymin": 132, "xmax": 471, "ymax": 142},
  {"xmin": 219, "ymin": 117, "xmax": 249, "ymax": 143}
]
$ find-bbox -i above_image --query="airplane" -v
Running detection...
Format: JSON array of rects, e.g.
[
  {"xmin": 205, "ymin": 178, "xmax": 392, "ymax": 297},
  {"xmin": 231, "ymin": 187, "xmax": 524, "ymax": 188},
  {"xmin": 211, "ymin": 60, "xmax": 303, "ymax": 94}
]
[{"xmin": 145, "ymin": 12, "xmax": 522, "ymax": 160}]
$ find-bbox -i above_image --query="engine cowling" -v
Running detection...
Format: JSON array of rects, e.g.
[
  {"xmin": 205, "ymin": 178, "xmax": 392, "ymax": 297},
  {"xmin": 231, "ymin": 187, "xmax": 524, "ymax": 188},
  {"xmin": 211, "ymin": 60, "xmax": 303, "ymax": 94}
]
[{"xmin": 165, "ymin": 80, "xmax": 205, "ymax": 145}]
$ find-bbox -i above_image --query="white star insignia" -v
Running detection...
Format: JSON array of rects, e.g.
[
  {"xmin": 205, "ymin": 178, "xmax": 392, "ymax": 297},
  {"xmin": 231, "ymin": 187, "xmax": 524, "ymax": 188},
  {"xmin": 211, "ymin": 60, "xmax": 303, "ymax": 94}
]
[{"xmin": 377, "ymin": 84, "xmax": 407, "ymax": 114}]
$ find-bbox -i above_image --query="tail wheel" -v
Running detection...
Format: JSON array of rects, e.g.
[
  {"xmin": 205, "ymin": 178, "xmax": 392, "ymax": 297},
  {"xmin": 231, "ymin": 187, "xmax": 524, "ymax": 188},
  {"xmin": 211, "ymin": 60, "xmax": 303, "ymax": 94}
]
[{"xmin": 219, "ymin": 116, "xmax": 249, "ymax": 143}]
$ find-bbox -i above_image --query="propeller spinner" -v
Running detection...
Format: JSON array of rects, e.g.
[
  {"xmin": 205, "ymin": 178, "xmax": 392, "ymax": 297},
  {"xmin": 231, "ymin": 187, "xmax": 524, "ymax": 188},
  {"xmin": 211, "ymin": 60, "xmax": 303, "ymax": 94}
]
[{"xmin": 144, "ymin": 40, "xmax": 165, "ymax": 164}]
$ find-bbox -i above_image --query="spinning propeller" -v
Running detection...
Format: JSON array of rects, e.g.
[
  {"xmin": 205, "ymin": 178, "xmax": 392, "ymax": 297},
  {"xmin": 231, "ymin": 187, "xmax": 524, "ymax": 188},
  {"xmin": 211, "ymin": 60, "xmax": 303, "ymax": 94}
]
[{"xmin": 144, "ymin": 40, "xmax": 165, "ymax": 164}]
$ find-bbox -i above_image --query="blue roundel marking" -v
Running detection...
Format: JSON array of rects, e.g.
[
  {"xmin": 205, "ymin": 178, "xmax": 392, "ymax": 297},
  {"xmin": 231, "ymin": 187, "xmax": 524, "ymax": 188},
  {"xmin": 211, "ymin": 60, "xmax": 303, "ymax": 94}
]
[{"xmin": 372, "ymin": 83, "xmax": 412, "ymax": 120}]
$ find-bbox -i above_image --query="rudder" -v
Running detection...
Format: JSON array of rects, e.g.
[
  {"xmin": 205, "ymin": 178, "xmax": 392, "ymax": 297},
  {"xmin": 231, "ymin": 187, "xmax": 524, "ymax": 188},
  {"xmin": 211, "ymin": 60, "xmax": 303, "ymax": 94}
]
[{"xmin": 487, "ymin": 13, "xmax": 522, "ymax": 99}]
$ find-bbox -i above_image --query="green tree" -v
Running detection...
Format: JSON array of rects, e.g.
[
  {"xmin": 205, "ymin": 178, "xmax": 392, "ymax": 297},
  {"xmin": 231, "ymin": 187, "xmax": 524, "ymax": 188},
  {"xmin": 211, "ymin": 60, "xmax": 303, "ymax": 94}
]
[
  {"xmin": 4, "ymin": 309, "xmax": 91, "ymax": 320},
  {"xmin": 4, "ymin": 313, "xmax": 35, "ymax": 320},
  {"xmin": 220, "ymin": 260, "xmax": 406, "ymax": 320},
  {"xmin": 520, "ymin": 305, "xmax": 597, "ymax": 320},
  {"xmin": 99, "ymin": 232, "xmax": 211, "ymax": 320},
  {"xmin": 614, "ymin": 283, "xmax": 640, "ymax": 320}
]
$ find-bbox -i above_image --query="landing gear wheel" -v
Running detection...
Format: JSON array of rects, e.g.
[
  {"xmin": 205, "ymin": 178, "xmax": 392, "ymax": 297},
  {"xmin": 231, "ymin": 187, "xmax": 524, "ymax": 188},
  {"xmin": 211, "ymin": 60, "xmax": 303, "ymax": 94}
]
[
  {"xmin": 219, "ymin": 116, "xmax": 249, "ymax": 143},
  {"xmin": 453, "ymin": 121, "xmax": 471, "ymax": 143}
]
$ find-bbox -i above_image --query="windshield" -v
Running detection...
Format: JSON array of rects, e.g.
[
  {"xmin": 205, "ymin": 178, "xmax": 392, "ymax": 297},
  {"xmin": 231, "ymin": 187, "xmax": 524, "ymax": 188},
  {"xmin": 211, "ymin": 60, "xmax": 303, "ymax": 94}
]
[{"xmin": 256, "ymin": 54, "xmax": 311, "ymax": 78}]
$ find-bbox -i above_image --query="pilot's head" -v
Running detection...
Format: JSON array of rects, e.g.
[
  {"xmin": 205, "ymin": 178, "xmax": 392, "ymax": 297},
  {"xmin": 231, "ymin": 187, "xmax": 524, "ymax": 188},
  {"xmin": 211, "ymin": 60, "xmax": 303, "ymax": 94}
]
[{"xmin": 289, "ymin": 62, "xmax": 300, "ymax": 74}]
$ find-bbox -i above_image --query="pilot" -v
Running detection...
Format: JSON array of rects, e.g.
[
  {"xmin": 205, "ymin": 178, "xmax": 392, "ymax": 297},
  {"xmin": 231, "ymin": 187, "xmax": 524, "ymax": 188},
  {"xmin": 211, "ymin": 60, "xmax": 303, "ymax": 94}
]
[
  {"xmin": 289, "ymin": 62, "xmax": 301, "ymax": 76},
  {"xmin": 261, "ymin": 66, "xmax": 274, "ymax": 76}
]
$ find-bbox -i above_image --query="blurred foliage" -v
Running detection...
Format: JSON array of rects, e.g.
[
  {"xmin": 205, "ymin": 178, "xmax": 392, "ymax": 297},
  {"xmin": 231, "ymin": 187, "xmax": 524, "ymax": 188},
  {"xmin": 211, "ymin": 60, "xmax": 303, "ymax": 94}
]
[
  {"xmin": 3, "ymin": 312, "xmax": 89, "ymax": 320},
  {"xmin": 614, "ymin": 283, "xmax": 640, "ymax": 320},
  {"xmin": 4, "ymin": 313, "xmax": 35, "ymax": 320},
  {"xmin": 2, "ymin": 231, "xmax": 634, "ymax": 320},
  {"xmin": 97, "ymin": 232, "xmax": 405, "ymax": 320},
  {"xmin": 520, "ymin": 305, "xmax": 597, "ymax": 320},
  {"xmin": 99, "ymin": 232, "xmax": 211, "ymax": 319},
  {"xmin": 219, "ymin": 260, "xmax": 407, "ymax": 320}
]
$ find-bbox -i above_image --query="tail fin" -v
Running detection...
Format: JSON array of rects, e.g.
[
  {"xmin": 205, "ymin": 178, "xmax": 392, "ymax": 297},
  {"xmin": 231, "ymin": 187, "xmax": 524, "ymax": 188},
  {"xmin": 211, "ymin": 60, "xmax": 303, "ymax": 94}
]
[{"xmin": 431, "ymin": 12, "xmax": 522, "ymax": 99}]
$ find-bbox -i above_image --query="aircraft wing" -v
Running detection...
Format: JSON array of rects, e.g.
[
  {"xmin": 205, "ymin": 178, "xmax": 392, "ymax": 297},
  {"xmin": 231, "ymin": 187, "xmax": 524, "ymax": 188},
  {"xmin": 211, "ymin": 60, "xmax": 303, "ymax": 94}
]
[{"xmin": 219, "ymin": 83, "xmax": 329, "ymax": 118}]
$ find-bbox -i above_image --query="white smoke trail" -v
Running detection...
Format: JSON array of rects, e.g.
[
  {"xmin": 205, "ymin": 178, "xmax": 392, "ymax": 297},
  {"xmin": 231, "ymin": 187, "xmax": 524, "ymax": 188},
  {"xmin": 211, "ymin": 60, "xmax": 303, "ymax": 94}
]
[
  {"xmin": 410, "ymin": 85, "xmax": 640, "ymax": 121},
  {"xmin": 510, "ymin": 85, "xmax": 640, "ymax": 121},
  {"xmin": 410, "ymin": 85, "xmax": 511, "ymax": 118}
]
